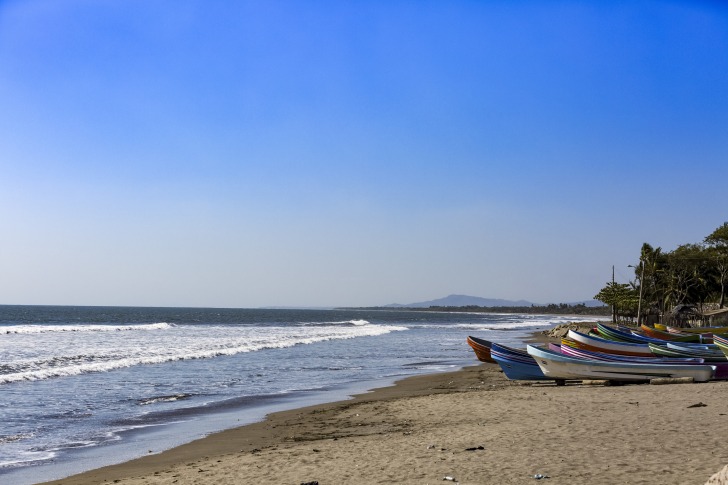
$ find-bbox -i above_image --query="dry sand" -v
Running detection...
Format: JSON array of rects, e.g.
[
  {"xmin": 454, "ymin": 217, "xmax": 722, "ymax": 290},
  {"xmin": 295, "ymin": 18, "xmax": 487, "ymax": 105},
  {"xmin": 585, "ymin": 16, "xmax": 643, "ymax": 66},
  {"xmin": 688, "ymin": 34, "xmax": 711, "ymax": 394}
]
[{"xmin": 38, "ymin": 361, "xmax": 728, "ymax": 485}]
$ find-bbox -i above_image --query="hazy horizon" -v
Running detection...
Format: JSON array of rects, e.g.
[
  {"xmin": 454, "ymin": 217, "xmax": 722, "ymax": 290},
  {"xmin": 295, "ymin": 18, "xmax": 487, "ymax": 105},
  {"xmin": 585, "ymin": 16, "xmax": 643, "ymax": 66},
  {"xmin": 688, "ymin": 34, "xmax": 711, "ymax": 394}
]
[
  {"xmin": 2, "ymin": 1, "xmax": 727, "ymax": 308},
  {"xmin": 0, "ymin": 294, "xmax": 603, "ymax": 310}
]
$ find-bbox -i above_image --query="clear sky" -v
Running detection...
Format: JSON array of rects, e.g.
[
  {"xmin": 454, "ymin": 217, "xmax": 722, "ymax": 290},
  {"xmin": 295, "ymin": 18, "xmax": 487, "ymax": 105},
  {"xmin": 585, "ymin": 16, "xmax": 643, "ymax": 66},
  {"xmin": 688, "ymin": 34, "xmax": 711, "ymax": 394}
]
[{"xmin": 1, "ymin": 1, "xmax": 727, "ymax": 308}]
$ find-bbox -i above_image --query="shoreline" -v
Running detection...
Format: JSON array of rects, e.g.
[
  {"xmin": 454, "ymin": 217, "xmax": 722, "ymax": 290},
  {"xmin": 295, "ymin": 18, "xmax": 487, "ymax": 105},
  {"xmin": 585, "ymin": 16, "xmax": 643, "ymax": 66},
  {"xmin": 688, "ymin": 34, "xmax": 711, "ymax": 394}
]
[
  {"xmin": 40, "ymin": 364, "xmax": 497, "ymax": 485},
  {"xmin": 37, "ymin": 325, "xmax": 728, "ymax": 484},
  {"xmin": 32, "ymin": 327, "xmax": 555, "ymax": 484}
]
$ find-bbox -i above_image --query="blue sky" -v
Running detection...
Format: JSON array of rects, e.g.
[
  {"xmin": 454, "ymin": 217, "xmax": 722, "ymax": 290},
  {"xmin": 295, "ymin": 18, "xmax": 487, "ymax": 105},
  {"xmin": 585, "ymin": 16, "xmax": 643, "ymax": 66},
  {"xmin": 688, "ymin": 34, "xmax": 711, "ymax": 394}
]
[{"xmin": 1, "ymin": 1, "xmax": 727, "ymax": 308}]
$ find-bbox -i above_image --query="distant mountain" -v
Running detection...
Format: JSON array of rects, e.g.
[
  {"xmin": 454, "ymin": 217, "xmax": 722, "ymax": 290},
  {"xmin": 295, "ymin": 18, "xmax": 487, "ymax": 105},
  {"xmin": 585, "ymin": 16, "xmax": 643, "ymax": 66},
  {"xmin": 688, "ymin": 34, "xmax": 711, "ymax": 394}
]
[
  {"xmin": 385, "ymin": 294, "xmax": 604, "ymax": 308},
  {"xmin": 385, "ymin": 294, "xmax": 535, "ymax": 308}
]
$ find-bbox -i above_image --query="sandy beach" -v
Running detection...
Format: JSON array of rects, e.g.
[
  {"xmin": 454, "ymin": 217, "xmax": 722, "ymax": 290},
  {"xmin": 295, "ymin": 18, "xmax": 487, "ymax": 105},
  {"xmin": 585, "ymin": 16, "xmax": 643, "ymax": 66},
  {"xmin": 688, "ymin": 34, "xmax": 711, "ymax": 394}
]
[{"xmin": 39, "ymin": 344, "xmax": 728, "ymax": 485}]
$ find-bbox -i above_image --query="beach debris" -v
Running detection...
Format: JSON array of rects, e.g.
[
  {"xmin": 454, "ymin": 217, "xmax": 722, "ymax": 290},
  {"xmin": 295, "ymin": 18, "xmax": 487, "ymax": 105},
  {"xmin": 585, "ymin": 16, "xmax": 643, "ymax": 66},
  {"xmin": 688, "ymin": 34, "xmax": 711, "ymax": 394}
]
[
  {"xmin": 650, "ymin": 376, "xmax": 694, "ymax": 385},
  {"xmin": 300, "ymin": 482, "xmax": 319, "ymax": 485},
  {"xmin": 688, "ymin": 402, "xmax": 708, "ymax": 408},
  {"xmin": 581, "ymin": 380, "xmax": 611, "ymax": 386},
  {"xmin": 465, "ymin": 445, "xmax": 485, "ymax": 451},
  {"xmin": 443, "ymin": 476, "xmax": 457, "ymax": 481},
  {"xmin": 533, "ymin": 473, "xmax": 551, "ymax": 479}
]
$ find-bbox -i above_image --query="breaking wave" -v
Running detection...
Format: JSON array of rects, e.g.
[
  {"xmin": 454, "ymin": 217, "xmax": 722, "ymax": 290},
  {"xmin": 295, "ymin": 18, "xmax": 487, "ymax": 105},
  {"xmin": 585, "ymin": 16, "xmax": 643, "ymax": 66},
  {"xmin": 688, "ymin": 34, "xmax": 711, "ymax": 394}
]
[
  {"xmin": 300, "ymin": 319, "xmax": 370, "ymax": 326},
  {"xmin": 0, "ymin": 323, "xmax": 407, "ymax": 384},
  {"xmin": 0, "ymin": 323, "xmax": 174, "ymax": 335}
]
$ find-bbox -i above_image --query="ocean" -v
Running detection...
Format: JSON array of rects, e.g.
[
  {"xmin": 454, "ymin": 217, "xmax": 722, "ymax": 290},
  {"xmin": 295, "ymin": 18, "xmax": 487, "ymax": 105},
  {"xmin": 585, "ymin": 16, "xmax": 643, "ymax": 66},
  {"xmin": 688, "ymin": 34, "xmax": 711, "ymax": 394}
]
[{"xmin": 0, "ymin": 305, "xmax": 591, "ymax": 484}]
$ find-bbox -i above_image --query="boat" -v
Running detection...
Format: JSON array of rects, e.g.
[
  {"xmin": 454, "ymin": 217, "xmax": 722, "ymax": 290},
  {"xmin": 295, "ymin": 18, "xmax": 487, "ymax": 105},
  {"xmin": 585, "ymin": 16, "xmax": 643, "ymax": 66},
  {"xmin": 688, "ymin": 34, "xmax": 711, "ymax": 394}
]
[
  {"xmin": 667, "ymin": 325, "xmax": 728, "ymax": 335},
  {"xmin": 490, "ymin": 342, "xmax": 549, "ymax": 380},
  {"xmin": 555, "ymin": 342, "xmax": 728, "ymax": 380},
  {"xmin": 527, "ymin": 345, "xmax": 714, "ymax": 383},
  {"xmin": 564, "ymin": 330, "xmax": 655, "ymax": 357},
  {"xmin": 554, "ymin": 342, "xmax": 705, "ymax": 364},
  {"xmin": 639, "ymin": 324, "xmax": 702, "ymax": 343},
  {"xmin": 466, "ymin": 336, "xmax": 495, "ymax": 363},
  {"xmin": 595, "ymin": 323, "xmax": 661, "ymax": 344},
  {"xmin": 598, "ymin": 323, "xmax": 716, "ymax": 347},
  {"xmin": 648, "ymin": 342, "xmax": 727, "ymax": 361},
  {"xmin": 712, "ymin": 334, "xmax": 728, "ymax": 359}
]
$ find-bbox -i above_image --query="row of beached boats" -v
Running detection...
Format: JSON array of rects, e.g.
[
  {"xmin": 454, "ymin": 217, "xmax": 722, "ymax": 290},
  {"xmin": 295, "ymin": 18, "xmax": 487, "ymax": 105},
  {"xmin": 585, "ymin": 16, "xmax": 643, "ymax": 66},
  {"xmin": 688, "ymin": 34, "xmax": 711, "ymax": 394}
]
[{"xmin": 467, "ymin": 322, "xmax": 728, "ymax": 384}]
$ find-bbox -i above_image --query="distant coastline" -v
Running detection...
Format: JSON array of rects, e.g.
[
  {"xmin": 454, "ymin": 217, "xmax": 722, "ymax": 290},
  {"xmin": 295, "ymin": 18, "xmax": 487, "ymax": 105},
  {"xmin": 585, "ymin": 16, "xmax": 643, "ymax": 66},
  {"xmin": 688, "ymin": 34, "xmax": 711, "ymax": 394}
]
[{"xmin": 339, "ymin": 303, "xmax": 611, "ymax": 316}]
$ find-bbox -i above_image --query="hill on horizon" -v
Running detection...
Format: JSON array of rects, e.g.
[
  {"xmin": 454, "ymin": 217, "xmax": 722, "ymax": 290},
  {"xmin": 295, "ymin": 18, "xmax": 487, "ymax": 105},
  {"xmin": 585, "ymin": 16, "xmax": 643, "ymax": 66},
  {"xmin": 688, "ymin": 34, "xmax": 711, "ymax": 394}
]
[{"xmin": 385, "ymin": 294, "xmax": 602, "ymax": 308}]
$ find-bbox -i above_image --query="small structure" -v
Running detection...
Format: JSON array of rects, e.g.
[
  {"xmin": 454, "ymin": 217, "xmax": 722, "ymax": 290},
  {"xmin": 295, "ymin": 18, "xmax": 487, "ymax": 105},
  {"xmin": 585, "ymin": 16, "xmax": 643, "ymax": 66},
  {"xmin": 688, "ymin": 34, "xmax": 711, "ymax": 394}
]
[
  {"xmin": 703, "ymin": 308, "xmax": 728, "ymax": 327},
  {"xmin": 665, "ymin": 304, "xmax": 703, "ymax": 327}
]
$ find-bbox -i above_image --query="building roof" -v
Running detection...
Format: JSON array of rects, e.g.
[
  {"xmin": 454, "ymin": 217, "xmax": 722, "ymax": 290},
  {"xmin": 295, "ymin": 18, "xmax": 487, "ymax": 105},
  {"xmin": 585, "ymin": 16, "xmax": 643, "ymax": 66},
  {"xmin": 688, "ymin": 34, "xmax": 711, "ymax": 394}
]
[{"xmin": 671, "ymin": 304, "xmax": 700, "ymax": 315}]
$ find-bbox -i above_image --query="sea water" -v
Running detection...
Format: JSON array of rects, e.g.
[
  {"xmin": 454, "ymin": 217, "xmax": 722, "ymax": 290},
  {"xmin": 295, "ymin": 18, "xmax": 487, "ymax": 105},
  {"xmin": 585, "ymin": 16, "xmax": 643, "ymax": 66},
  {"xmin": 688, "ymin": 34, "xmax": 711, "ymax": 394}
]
[{"xmin": 0, "ymin": 305, "xmax": 591, "ymax": 484}]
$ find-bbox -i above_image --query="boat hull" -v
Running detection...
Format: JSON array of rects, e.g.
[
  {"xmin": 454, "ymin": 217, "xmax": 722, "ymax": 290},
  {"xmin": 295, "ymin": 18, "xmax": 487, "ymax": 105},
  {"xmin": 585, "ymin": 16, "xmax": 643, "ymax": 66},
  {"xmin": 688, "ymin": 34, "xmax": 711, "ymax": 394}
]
[
  {"xmin": 640, "ymin": 324, "xmax": 701, "ymax": 342},
  {"xmin": 527, "ymin": 345, "xmax": 714, "ymax": 383},
  {"xmin": 668, "ymin": 325, "xmax": 728, "ymax": 334},
  {"xmin": 490, "ymin": 342, "xmax": 548, "ymax": 380},
  {"xmin": 466, "ymin": 336, "xmax": 495, "ymax": 363},
  {"xmin": 566, "ymin": 330, "xmax": 654, "ymax": 357}
]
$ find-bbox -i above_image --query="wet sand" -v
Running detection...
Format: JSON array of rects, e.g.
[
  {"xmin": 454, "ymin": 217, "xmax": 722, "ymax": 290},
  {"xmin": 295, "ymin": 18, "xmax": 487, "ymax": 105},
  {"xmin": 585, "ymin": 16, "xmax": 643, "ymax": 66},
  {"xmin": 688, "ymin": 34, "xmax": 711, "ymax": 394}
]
[{"xmin": 40, "ymin": 330, "xmax": 728, "ymax": 484}]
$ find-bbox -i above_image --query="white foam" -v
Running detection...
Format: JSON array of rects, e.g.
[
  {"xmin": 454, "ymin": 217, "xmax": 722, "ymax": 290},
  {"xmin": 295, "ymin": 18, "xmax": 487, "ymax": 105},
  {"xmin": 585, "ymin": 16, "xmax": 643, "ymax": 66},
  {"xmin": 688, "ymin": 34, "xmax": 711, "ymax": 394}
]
[
  {"xmin": 454, "ymin": 321, "xmax": 551, "ymax": 330},
  {"xmin": 0, "ymin": 450, "xmax": 57, "ymax": 468},
  {"xmin": 0, "ymin": 323, "xmax": 408, "ymax": 384},
  {"xmin": 300, "ymin": 319, "xmax": 370, "ymax": 326},
  {"xmin": 0, "ymin": 323, "xmax": 174, "ymax": 335}
]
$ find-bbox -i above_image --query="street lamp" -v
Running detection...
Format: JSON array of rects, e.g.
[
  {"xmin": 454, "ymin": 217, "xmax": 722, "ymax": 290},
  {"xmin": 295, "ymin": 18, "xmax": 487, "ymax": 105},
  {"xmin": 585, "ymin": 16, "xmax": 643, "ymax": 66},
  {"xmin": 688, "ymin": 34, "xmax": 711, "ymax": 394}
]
[{"xmin": 629, "ymin": 263, "xmax": 645, "ymax": 326}]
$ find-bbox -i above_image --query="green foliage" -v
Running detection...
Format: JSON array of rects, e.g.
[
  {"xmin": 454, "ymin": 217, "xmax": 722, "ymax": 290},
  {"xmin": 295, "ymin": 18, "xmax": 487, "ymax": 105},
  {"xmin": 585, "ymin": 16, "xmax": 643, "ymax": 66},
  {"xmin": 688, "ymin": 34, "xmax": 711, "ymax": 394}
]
[
  {"xmin": 594, "ymin": 281, "xmax": 638, "ymax": 322},
  {"xmin": 705, "ymin": 222, "xmax": 728, "ymax": 247},
  {"xmin": 602, "ymin": 222, "xmax": 728, "ymax": 319},
  {"xmin": 703, "ymin": 224, "xmax": 728, "ymax": 307},
  {"xmin": 346, "ymin": 303, "xmax": 610, "ymax": 316},
  {"xmin": 594, "ymin": 282, "xmax": 633, "ymax": 307}
]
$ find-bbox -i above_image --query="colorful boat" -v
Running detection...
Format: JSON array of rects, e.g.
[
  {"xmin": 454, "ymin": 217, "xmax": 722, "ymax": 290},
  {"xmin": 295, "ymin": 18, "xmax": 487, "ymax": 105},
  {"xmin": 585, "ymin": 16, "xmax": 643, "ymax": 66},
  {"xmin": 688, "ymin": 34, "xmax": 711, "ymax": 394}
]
[
  {"xmin": 667, "ymin": 325, "xmax": 728, "ymax": 334},
  {"xmin": 648, "ymin": 342, "xmax": 727, "ymax": 361},
  {"xmin": 596, "ymin": 323, "xmax": 659, "ymax": 344},
  {"xmin": 598, "ymin": 323, "xmax": 716, "ymax": 347},
  {"xmin": 712, "ymin": 334, "xmax": 728, "ymax": 359},
  {"xmin": 565, "ymin": 330, "xmax": 655, "ymax": 357},
  {"xmin": 466, "ymin": 336, "xmax": 495, "ymax": 363},
  {"xmin": 555, "ymin": 342, "xmax": 728, "ymax": 380},
  {"xmin": 527, "ymin": 345, "xmax": 714, "ymax": 383},
  {"xmin": 555, "ymin": 342, "xmax": 705, "ymax": 364},
  {"xmin": 639, "ymin": 324, "xmax": 702, "ymax": 343},
  {"xmin": 490, "ymin": 342, "xmax": 549, "ymax": 380}
]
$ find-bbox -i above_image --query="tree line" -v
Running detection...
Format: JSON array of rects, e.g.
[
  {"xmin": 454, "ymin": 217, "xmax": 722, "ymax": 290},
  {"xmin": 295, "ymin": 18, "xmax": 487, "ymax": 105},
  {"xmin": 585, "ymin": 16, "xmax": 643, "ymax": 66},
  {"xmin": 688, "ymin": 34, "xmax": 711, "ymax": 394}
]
[
  {"xmin": 595, "ymin": 221, "xmax": 728, "ymax": 324},
  {"xmin": 347, "ymin": 303, "xmax": 610, "ymax": 316}
]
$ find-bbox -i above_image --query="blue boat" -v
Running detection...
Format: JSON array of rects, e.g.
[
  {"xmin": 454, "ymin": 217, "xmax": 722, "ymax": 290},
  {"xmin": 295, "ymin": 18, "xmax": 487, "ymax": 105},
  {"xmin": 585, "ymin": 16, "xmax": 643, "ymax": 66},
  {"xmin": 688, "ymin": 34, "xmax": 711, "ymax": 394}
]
[{"xmin": 490, "ymin": 342, "xmax": 549, "ymax": 380}]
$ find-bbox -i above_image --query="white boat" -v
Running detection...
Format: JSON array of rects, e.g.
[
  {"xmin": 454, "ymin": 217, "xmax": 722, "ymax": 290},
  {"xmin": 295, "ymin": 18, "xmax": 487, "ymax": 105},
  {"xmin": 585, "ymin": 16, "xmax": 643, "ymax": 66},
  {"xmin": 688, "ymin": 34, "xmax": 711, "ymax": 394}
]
[
  {"xmin": 566, "ymin": 329, "xmax": 655, "ymax": 357},
  {"xmin": 526, "ymin": 345, "xmax": 714, "ymax": 383}
]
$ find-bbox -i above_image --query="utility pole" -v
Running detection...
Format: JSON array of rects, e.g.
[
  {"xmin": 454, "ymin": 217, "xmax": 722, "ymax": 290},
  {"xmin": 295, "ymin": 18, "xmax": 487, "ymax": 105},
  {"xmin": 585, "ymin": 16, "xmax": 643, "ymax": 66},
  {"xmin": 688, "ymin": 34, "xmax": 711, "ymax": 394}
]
[
  {"xmin": 612, "ymin": 265, "xmax": 616, "ymax": 324},
  {"xmin": 637, "ymin": 262, "xmax": 644, "ymax": 326},
  {"xmin": 630, "ymin": 262, "xmax": 645, "ymax": 326}
]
